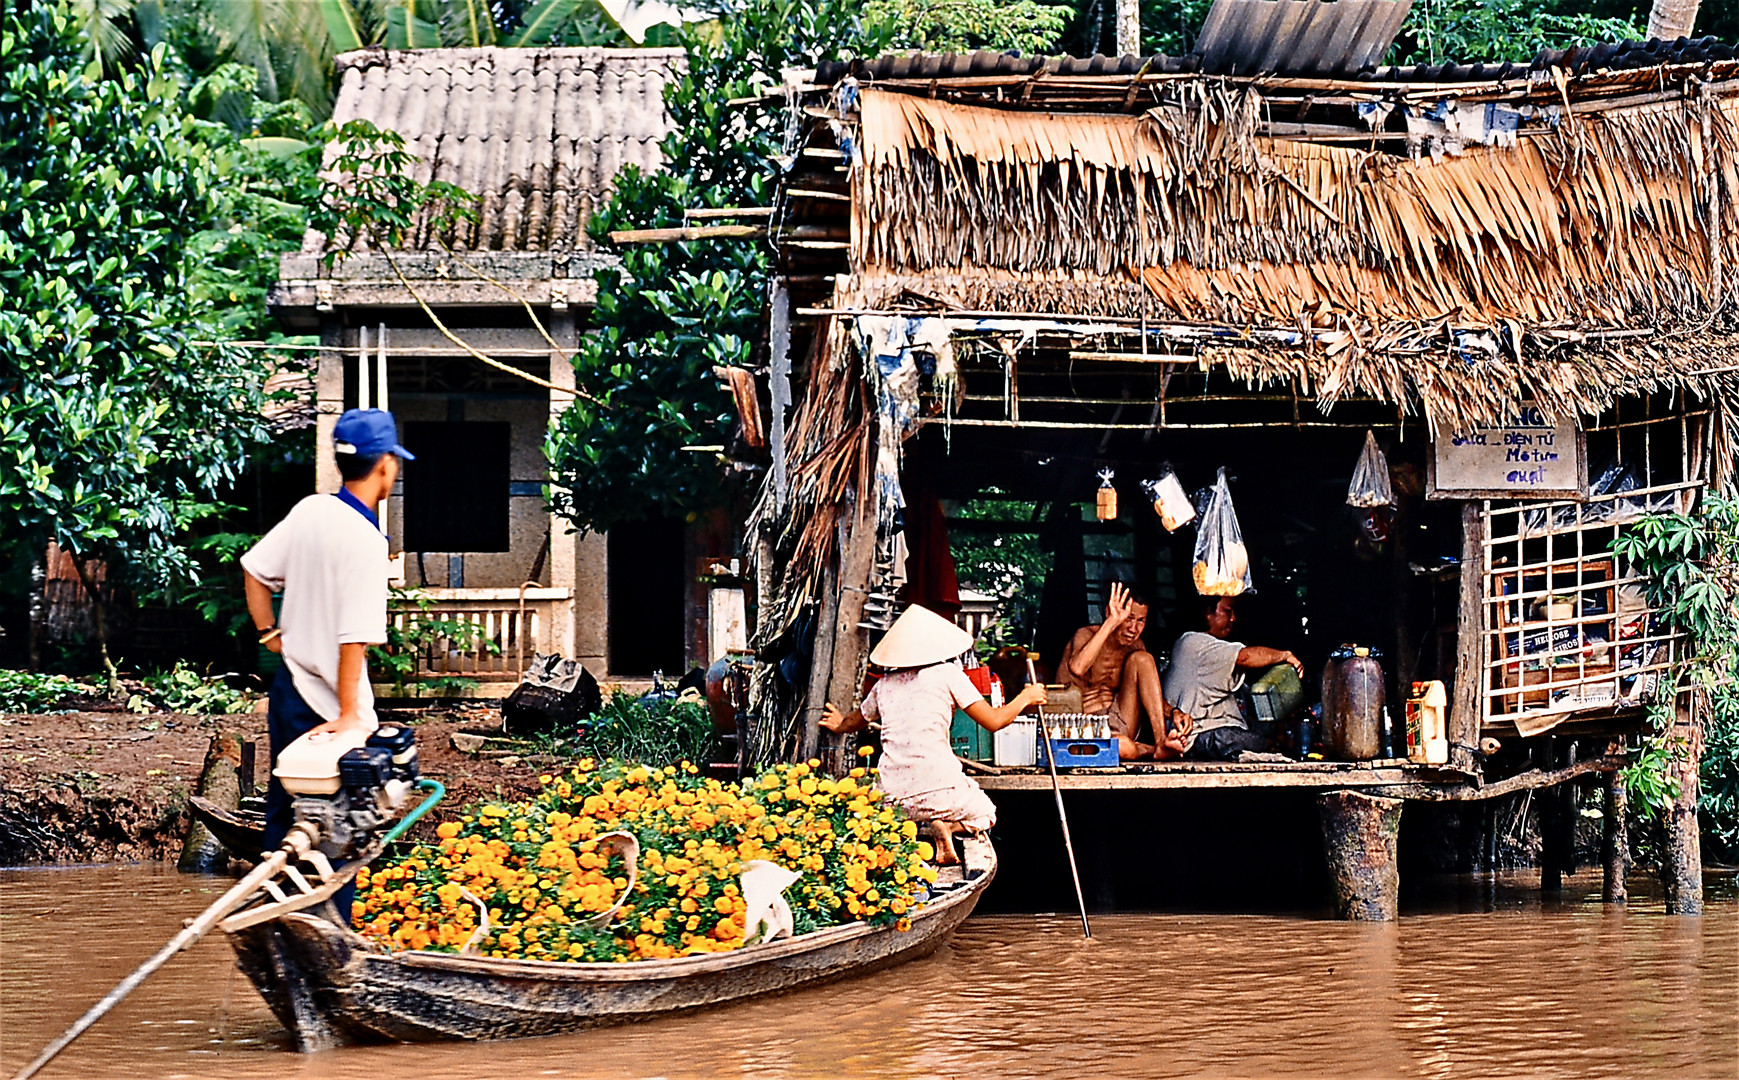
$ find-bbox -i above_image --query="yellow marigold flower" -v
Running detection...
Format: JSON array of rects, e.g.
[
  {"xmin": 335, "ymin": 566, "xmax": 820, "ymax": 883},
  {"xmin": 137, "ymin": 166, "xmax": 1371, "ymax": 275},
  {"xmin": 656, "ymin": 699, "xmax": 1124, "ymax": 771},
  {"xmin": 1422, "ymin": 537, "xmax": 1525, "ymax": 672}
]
[{"xmin": 856, "ymin": 746, "xmax": 874, "ymax": 758}]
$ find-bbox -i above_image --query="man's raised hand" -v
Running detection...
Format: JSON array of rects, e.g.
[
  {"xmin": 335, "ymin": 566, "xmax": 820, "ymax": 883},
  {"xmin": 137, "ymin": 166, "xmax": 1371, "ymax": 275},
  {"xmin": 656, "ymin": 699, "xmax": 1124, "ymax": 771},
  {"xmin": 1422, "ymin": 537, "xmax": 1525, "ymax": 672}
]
[{"xmin": 1103, "ymin": 582, "xmax": 1132, "ymax": 628}]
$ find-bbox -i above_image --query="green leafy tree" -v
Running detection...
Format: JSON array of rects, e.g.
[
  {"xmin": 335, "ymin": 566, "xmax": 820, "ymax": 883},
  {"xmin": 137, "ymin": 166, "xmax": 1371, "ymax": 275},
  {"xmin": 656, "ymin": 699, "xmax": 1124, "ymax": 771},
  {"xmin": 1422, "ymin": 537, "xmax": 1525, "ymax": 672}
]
[
  {"xmin": 1611, "ymin": 495, "xmax": 1739, "ymax": 858},
  {"xmin": 866, "ymin": 0, "xmax": 1071, "ymax": 53},
  {"xmin": 0, "ymin": 2, "xmax": 268, "ymax": 688},
  {"xmin": 1390, "ymin": 0, "xmax": 1642, "ymax": 65},
  {"xmin": 544, "ymin": 0, "xmax": 898, "ymax": 534}
]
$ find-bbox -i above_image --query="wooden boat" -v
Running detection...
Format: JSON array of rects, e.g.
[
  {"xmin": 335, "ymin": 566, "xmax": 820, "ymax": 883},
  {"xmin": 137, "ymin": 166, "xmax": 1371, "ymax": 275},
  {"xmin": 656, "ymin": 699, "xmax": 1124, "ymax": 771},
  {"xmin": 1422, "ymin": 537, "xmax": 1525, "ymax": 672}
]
[
  {"xmin": 225, "ymin": 837, "xmax": 996, "ymax": 1049},
  {"xmin": 190, "ymin": 796, "xmax": 266, "ymax": 858}
]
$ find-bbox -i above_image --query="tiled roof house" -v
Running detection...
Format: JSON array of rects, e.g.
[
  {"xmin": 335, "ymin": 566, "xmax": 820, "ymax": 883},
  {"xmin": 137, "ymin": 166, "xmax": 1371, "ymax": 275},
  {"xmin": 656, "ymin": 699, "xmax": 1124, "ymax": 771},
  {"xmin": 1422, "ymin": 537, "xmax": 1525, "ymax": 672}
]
[{"xmin": 271, "ymin": 47, "xmax": 697, "ymax": 684}]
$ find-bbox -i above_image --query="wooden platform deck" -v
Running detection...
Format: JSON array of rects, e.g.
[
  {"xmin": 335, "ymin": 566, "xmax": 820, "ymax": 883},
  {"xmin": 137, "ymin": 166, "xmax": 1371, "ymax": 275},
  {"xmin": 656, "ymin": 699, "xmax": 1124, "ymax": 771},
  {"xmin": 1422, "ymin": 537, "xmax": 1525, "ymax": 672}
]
[{"xmin": 970, "ymin": 756, "xmax": 1621, "ymax": 801}]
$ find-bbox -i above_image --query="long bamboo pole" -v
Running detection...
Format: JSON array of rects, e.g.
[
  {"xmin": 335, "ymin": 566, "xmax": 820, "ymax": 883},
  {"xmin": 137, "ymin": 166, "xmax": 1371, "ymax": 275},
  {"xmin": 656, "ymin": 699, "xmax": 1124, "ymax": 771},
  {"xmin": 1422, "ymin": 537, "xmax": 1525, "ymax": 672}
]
[{"xmin": 1030, "ymin": 658, "xmax": 1091, "ymax": 938}]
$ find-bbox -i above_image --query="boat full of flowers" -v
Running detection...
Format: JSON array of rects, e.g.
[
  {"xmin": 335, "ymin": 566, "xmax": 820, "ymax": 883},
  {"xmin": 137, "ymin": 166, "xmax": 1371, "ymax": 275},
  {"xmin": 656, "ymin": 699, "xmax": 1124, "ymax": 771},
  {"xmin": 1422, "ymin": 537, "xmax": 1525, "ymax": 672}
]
[{"xmin": 226, "ymin": 756, "xmax": 995, "ymax": 1047}]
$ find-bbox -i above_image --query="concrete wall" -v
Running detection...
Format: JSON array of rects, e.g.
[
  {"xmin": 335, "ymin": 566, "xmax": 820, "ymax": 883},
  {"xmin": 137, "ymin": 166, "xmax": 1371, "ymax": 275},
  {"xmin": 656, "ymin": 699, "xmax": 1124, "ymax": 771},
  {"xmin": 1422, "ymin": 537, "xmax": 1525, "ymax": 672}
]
[{"xmin": 314, "ymin": 312, "xmax": 610, "ymax": 674}]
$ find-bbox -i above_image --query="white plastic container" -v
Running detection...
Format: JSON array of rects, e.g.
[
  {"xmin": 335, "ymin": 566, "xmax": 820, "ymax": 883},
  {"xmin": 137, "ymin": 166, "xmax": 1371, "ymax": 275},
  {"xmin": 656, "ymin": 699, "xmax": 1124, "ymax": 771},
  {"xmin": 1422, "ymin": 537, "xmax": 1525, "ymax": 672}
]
[
  {"xmin": 994, "ymin": 717, "xmax": 1038, "ymax": 767},
  {"xmin": 273, "ymin": 727, "xmax": 371, "ymax": 795},
  {"xmin": 1406, "ymin": 681, "xmax": 1450, "ymax": 766}
]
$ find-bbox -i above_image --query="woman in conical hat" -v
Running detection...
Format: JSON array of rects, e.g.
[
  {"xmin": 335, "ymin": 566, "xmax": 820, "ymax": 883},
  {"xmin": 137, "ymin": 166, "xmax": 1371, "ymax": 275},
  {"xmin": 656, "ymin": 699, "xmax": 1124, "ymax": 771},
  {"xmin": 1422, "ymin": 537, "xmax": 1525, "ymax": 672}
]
[{"xmin": 821, "ymin": 604, "xmax": 1045, "ymax": 863}]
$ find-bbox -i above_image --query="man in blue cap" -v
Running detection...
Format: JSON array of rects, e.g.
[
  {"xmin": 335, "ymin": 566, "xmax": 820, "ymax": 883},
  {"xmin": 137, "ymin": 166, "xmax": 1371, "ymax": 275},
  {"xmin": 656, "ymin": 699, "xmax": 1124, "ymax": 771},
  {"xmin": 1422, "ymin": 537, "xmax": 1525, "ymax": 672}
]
[{"xmin": 240, "ymin": 409, "xmax": 414, "ymax": 876}]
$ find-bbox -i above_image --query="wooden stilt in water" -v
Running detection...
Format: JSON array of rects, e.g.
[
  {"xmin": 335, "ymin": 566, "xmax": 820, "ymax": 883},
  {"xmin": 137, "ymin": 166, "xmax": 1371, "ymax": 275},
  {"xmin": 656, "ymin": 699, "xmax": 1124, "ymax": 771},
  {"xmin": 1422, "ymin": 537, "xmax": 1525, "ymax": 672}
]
[
  {"xmin": 1317, "ymin": 790, "xmax": 1403, "ymax": 921},
  {"xmin": 1540, "ymin": 782, "xmax": 1574, "ymax": 894},
  {"xmin": 1602, "ymin": 769, "xmax": 1628, "ymax": 904},
  {"xmin": 179, "ymin": 731, "xmax": 244, "ymax": 874},
  {"xmin": 1662, "ymin": 696, "xmax": 1704, "ymax": 915}
]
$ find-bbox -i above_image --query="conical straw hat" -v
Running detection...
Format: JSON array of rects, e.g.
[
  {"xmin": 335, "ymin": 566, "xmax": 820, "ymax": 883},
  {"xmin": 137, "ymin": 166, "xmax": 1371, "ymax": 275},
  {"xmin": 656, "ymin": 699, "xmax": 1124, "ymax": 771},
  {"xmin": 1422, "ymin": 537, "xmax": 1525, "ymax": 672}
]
[{"xmin": 869, "ymin": 604, "xmax": 975, "ymax": 669}]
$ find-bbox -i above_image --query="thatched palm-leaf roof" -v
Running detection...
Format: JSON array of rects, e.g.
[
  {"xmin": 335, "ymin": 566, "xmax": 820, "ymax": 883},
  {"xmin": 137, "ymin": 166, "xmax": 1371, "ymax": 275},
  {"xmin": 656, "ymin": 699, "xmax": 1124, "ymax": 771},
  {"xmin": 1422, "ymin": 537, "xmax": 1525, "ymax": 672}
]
[{"xmin": 855, "ymin": 88, "xmax": 1739, "ymax": 333}]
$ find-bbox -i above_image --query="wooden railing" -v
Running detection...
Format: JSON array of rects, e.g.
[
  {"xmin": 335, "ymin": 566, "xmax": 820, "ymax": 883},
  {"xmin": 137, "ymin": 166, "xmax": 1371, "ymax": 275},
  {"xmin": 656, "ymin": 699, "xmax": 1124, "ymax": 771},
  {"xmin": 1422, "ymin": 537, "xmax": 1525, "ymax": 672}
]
[{"xmin": 388, "ymin": 586, "xmax": 571, "ymax": 682}]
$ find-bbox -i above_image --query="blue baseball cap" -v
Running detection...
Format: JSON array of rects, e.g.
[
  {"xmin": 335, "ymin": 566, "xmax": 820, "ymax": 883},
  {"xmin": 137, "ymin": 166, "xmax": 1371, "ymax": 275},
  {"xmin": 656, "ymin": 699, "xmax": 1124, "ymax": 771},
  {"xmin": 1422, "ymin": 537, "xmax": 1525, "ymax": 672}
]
[{"xmin": 333, "ymin": 409, "xmax": 415, "ymax": 460}]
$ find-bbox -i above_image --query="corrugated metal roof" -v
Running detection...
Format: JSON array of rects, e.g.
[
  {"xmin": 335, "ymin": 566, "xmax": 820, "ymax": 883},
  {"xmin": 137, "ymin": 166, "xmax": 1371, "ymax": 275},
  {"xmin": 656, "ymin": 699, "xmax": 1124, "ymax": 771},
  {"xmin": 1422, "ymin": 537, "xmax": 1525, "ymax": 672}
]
[
  {"xmin": 1194, "ymin": 0, "xmax": 1412, "ymax": 77},
  {"xmin": 814, "ymin": 33, "xmax": 1738, "ymax": 95},
  {"xmin": 814, "ymin": 51, "xmax": 1199, "ymax": 83},
  {"xmin": 325, "ymin": 47, "xmax": 679, "ymax": 254}
]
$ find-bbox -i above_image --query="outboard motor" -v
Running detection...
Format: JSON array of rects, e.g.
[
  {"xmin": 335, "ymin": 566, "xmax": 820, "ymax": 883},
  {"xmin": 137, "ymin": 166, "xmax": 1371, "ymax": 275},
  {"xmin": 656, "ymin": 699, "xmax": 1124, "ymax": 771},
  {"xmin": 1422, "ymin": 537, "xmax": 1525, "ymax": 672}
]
[{"xmin": 273, "ymin": 725, "xmax": 422, "ymax": 859}]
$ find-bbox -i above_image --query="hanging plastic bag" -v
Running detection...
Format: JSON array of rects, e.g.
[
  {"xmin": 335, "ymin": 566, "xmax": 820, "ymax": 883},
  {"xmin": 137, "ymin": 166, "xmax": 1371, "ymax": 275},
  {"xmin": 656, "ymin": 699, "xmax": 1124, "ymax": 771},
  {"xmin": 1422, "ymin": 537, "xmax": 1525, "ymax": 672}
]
[
  {"xmin": 1347, "ymin": 430, "xmax": 1395, "ymax": 508},
  {"xmin": 1192, "ymin": 468, "xmax": 1252, "ymax": 596},
  {"xmin": 1141, "ymin": 465, "xmax": 1196, "ymax": 533}
]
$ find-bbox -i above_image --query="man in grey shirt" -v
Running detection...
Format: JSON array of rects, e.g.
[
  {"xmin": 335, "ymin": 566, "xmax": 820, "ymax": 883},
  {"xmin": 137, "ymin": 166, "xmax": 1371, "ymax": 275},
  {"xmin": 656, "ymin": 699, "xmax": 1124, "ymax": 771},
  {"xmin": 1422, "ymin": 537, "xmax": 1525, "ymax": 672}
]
[{"xmin": 1163, "ymin": 595, "xmax": 1303, "ymax": 761}]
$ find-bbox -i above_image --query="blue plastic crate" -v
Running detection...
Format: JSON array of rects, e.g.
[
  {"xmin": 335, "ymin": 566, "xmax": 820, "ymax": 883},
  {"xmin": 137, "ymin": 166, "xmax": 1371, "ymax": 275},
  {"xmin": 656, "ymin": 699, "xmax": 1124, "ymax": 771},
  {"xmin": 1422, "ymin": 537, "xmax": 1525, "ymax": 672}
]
[{"xmin": 1038, "ymin": 735, "xmax": 1120, "ymax": 769}]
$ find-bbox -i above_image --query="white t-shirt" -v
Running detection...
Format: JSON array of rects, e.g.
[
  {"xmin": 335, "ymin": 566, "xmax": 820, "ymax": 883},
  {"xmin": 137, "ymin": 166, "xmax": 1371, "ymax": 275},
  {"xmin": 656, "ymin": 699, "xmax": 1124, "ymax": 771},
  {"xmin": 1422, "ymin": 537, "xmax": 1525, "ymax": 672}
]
[
  {"xmin": 1163, "ymin": 631, "xmax": 1248, "ymax": 734},
  {"xmin": 861, "ymin": 663, "xmax": 985, "ymax": 799},
  {"xmin": 241, "ymin": 493, "xmax": 388, "ymax": 727}
]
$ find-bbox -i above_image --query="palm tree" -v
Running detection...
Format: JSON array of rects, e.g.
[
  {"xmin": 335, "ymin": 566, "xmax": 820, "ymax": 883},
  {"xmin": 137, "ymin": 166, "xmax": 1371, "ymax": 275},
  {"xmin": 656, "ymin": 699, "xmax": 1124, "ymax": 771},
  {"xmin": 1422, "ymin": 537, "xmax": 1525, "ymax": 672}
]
[
  {"xmin": 314, "ymin": 0, "xmax": 626, "ymax": 52},
  {"xmin": 70, "ymin": 0, "xmax": 633, "ymax": 119},
  {"xmin": 1646, "ymin": 0, "xmax": 1700, "ymax": 40},
  {"xmin": 67, "ymin": 0, "xmax": 140, "ymax": 70}
]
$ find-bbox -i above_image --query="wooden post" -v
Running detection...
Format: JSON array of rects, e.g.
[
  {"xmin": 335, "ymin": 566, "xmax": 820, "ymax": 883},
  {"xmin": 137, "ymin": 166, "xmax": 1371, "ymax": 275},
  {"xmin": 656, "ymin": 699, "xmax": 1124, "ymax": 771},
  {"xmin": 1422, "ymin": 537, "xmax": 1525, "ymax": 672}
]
[
  {"xmin": 1540, "ymin": 780, "xmax": 1573, "ymax": 894},
  {"xmin": 1662, "ymin": 695, "xmax": 1704, "ymax": 915},
  {"xmin": 179, "ymin": 732, "xmax": 244, "ymax": 874},
  {"xmin": 800, "ymin": 555, "xmax": 840, "ymax": 763},
  {"xmin": 823, "ymin": 492, "xmax": 877, "ymax": 775},
  {"xmin": 1317, "ymin": 790, "xmax": 1404, "ymax": 920},
  {"xmin": 1602, "ymin": 769, "xmax": 1628, "ymax": 903},
  {"xmin": 1448, "ymin": 503, "xmax": 1484, "ymax": 772}
]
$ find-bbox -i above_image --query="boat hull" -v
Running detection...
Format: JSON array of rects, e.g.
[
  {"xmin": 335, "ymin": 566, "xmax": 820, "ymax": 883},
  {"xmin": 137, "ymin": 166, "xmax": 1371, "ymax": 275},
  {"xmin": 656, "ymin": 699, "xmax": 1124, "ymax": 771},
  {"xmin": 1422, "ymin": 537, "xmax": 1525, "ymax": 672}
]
[{"xmin": 227, "ymin": 841, "xmax": 993, "ymax": 1048}]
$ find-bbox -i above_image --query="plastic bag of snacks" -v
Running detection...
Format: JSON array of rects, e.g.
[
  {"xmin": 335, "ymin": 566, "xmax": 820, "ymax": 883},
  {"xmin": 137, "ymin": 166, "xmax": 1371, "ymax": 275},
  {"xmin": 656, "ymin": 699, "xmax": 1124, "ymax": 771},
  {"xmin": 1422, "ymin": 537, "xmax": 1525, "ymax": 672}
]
[
  {"xmin": 1141, "ymin": 465, "xmax": 1195, "ymax": 532},
  {"xmin": 1192, "ymin": 468, "xmax": 1252, "ymax": 596},
  {"xmin": 1346, "ymin": 430, "xmax": 1395, "ymax": 508}
]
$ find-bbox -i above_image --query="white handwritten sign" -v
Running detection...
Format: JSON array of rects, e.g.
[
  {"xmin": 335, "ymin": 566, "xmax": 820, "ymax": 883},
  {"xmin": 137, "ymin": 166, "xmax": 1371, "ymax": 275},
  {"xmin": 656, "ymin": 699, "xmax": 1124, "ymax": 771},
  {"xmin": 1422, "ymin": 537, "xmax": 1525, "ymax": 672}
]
[{"xmin": 1428, "ymin": 408, "xmax": 1584, "ymax": 499}]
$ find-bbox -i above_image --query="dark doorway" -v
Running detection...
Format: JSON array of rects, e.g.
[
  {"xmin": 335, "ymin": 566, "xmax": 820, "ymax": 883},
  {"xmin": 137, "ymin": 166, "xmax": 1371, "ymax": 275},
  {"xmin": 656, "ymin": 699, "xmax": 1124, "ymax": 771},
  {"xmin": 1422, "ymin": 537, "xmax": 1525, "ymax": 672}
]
[
  {"xmin": 402, "ymin": 421, "xmax": 511, "ymax": 552},
  {"xmin": 607, "ymin": 515, "xmax": 686, "ymax": 676}
]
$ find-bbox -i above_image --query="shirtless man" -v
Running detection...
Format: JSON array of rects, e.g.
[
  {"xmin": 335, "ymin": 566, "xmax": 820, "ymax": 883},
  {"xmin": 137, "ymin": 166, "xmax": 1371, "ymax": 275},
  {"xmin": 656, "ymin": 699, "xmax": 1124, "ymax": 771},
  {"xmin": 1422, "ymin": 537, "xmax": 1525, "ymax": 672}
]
[{"xmin": 1058, "ymin": 582, "xmax": 1193, "ymax": 760}]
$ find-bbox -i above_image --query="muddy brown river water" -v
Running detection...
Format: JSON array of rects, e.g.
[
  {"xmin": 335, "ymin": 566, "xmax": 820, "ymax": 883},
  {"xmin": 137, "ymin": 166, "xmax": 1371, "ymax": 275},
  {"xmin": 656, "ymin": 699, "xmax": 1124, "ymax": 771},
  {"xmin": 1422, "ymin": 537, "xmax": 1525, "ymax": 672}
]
[{"xmin": 1, "ymin": 864, "xmax": 1733, "ymax": 1079}]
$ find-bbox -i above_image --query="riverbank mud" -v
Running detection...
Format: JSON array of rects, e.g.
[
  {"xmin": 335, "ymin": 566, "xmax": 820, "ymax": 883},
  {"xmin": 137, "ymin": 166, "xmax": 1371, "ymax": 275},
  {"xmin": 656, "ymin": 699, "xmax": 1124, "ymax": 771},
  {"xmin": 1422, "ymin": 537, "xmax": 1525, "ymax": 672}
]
[{"xmin": 0, "ymin": 707, "xmax": 540, "ymax": 864}]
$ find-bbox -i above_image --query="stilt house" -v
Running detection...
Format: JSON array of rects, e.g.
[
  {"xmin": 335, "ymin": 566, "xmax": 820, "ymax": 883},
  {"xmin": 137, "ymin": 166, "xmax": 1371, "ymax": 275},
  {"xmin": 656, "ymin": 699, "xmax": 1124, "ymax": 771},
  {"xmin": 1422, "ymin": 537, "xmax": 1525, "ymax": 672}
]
[{"xmin": 743, "ymin": 30, "xmax": 1739, "ymax": 915}]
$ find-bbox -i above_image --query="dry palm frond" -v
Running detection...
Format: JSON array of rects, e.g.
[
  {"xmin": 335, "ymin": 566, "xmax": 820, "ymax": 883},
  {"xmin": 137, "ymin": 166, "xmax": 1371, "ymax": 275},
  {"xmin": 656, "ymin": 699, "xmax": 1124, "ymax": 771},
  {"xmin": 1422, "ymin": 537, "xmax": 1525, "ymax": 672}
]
[{"xmin": 854, "ymin": 88, "xmax": 1739, "ymax": 335}]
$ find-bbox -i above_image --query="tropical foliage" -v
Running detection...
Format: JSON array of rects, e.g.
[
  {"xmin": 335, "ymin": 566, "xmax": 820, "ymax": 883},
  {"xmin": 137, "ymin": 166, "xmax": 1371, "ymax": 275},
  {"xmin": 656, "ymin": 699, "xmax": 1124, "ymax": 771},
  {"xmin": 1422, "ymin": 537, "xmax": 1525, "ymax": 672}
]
[
  {"xmin": 544, "ymin": 0, "xmax": 898, "ymax": 533},
  {"xmin": 866, "ymin": 0, "xmax": 1072, "ymax": 53},
  {"xmin": 353, "ymin": 757, "xmax": 935, "ymax": 960},
  {"xmin": 0, "ymin": 669, "xmax": 95, "ymax": 714},
  {"xmin": 1390, "ymin": 0, "xmax": 1642, "ymax": 66},
  {"xmin": 0, "ymin": 2, "xmax": 272, "ymax": 683},
  {"xmin": 129, "ymin": 660, "xmax": 253, "ymax": 714},
  {"xmin": 581, "ymin": 690, "xmax": 720, "ymax": 768},
  {"xmin": 1611, "ymin": 495, "xmax": 1739, "ymax": 856}
]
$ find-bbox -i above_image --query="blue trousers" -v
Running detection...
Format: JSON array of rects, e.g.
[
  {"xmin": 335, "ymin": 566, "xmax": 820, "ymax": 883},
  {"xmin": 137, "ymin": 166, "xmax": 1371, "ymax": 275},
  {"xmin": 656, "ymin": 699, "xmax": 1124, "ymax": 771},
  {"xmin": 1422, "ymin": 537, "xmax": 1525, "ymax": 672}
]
[
  {"xmin": 1184, "ymin": 724, "xmax": 1271, "ymax": 761},
  {"xmin": 263, "ymin": 664, "xmax": 357, "ymax": 922}
]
